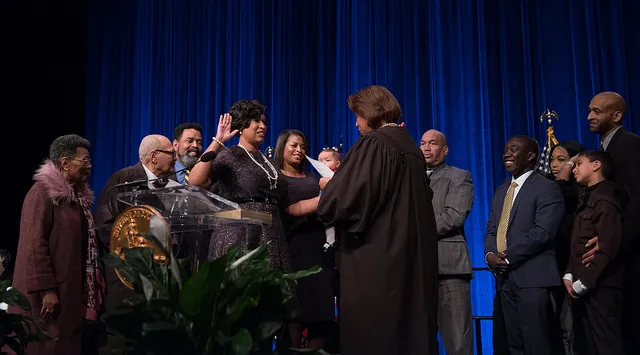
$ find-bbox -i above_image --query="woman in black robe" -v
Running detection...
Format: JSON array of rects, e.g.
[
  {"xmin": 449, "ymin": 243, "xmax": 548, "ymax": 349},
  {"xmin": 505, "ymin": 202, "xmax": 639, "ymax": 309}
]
[{"xmin": 317, "ymin": 85, "xmax": 439, "ymax": 355}]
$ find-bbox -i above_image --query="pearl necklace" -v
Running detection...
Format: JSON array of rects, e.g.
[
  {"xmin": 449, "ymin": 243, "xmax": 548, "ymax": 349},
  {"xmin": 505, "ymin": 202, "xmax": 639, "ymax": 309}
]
[
  {"xmin": 380, "ymin": 123, "xmax": 399, "ymax": 128},
  {"xmin": 238, "ymin": 143, "xmax": 279, "ymax": 189}
]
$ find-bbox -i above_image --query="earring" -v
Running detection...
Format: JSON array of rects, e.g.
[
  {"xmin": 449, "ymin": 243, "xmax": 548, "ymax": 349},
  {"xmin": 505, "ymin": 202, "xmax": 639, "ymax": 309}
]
[{"xmin": 239, "ymin": 131, "xmax": 242, "ymax": 135}]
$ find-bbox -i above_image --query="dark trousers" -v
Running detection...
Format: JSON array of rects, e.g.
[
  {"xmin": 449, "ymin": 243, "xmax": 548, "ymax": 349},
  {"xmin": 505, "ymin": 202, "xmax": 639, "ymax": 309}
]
[
  {"xmin": 623, "ymin": 255, "xmax": 640, "ymax": 354},
  {"xmin": 500, "ymin": 276, "xmax": 551, "ymax": 355},
  {"xmin": 437, "ymin": 277, "xmax": 473, "ymax": 355},
  {"xmin": 492, "ymin": 292, "xmax": 510, "ymax": 355},
  {"xmin": 572, "ymin": 287, "xmax": 624, "ymax": 355},
  {"xmin": 550, "ymin": 286, "xmax": 575, "ymax": 355}
]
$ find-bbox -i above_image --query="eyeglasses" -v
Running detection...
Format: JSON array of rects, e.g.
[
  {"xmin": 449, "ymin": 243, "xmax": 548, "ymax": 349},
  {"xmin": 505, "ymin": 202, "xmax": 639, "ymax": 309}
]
[
  {"xmin": 155, "ymin": 149, "xmax": 176, "ymax": 157},
  {"xmin": 71, "ymin": 157, "xmax": 91, "ymax": 165}
]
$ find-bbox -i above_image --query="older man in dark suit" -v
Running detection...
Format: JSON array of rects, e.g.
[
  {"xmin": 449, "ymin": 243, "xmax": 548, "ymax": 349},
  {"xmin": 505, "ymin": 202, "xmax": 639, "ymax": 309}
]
[
  {"xmin": 485, "ymin": 135, "xmax": 565, "ymax": 355},
  {"xmin": 587, "ymin": 91, "xmax": 640, "ymax": 353},
  {"xmin": 420, "ymin": 130, "xmax": 474, "ymax": 355},
  {"xmin": 95, "ymin": 134, "xmax": 177, "ymax": 355}
]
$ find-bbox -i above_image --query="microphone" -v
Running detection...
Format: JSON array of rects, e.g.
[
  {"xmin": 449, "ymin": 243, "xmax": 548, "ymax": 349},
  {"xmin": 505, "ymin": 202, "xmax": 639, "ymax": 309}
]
[
  {"xmin": 104, "ymin": 151, "xmax": 218, "ymax": 217},
  {"xmin": 109, "ymin": 151, "xmax": 218, "ymax": 189}
]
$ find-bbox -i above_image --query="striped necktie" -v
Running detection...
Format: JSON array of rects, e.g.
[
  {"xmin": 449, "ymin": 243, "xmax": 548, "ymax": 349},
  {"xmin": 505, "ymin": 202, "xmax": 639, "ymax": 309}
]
[
  {"xmin": 184, "ymin": 169, "xmax": 190, "ymax": 184},
  {"xmin": 496, "ymin": 182, "xmax": 518, "ymax": 253}
]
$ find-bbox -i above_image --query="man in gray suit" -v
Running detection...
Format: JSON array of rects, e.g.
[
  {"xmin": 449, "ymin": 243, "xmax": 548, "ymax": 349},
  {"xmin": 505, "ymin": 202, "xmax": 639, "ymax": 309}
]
[{"xmin": 420, "ymin": 129, "xmax": 474, "ymax": 355}]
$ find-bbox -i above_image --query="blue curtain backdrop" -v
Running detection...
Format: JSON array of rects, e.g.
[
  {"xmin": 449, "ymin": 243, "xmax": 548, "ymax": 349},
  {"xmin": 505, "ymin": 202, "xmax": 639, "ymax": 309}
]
[{"xmin": 85, "ymin": 0, "xmax": 640, "ymax": 353}]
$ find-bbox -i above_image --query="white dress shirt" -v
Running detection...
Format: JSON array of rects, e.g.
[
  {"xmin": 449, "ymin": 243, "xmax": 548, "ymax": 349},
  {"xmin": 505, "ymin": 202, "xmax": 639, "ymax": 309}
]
[
  {"xmin": 485, "ymin": 169, "xmax": 535, "ymax": 265},
  {"xmin": 601, "ymin": 125, "xmax": 622, "ymax": 151},
  {"xmin": 142, "ymin": 163, "xmax": 181, "ymax": 189}
]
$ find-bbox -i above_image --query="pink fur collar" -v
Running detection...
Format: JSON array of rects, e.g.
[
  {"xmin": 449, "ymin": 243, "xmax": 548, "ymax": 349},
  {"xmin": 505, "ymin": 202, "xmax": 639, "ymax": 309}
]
[{"xmin": 34, "ymin": 160, "xmax": 94, "ymax": 206}]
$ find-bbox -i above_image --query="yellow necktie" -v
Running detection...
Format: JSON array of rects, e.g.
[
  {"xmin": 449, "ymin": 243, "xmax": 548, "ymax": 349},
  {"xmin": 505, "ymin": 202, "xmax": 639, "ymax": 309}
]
[
  {"xmin": 184, "ymin": 169, "xmax": 190, "ymax": 184},
  {"xmin": 496, "ymin": 182, "xmax": 518, "ymax": 253}
]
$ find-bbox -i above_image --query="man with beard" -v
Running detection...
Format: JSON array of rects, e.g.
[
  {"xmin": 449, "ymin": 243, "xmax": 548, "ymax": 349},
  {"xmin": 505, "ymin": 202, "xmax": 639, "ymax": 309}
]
[
  {"xmin": 172, "ymin": 123, "xmax": 203, "ymax": 184},
  {"xmin": 484, "ymin": 135, "xmax": 564, "ymax": 355},
  {"xmin": 587, "ymin": 91, "xmax": 640, "ymax": 353}
]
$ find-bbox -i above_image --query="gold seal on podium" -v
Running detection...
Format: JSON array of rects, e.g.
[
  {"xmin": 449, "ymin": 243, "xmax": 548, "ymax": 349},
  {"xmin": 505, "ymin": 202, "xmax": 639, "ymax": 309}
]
[{"xmin": 109, "ymin": 205, "xmax": 171, "ymax": 288}]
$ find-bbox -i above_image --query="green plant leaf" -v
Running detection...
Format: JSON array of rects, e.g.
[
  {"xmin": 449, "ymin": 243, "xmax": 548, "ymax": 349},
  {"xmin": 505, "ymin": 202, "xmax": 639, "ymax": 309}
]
[
  {"xmin": 230, "ymin": 328, "xmax": 252, "ymax": 355},
  {"xmin": 281, "ymin": 265, "xmax": 322, "ymax": 280},
  {"xmin": 1, "ymin": 287, "xmax": 32, "ymax": 311},
  {"xmin": 140, "ymin": 274, "xmax": 154, "ymax": 302},
  {"xmin": 170, "ymin": 255, "xmax": 183, "ymax": 288},
  {"xmin": 258, "ymin": 321, "xmax": 282, "ymax": 340},
  {"xmin": 3, "ymin": 336, "xmax": 22, "ymax": 355},
  {"xmin": 228, "ymin": 244, "xmax": 269, "ymax": 270},
  {"xmin": 179, "ymin": 255, "xmax": 227, "ymax": 316},
  {"xmin": 0, "ymin": 280, "xmax": 11, "ymax": 291}
]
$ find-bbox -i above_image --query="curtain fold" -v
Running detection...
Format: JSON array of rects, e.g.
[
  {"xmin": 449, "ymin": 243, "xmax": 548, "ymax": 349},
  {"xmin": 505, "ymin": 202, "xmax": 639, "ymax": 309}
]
[{"xmin": 85, "ymin": 0, "xmax": 640, "ymax": 352}]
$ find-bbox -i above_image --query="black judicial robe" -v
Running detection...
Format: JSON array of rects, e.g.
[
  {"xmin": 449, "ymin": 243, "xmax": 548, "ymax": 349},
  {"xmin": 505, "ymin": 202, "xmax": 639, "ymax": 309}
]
[{"xmin": 317, "ymin": 126, "xmax": 439, "ymax": 355}]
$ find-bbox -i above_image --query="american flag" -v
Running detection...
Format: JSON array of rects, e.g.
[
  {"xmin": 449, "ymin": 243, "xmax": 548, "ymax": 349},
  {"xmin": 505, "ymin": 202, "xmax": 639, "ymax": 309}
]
[{"xmin": 536, "ymin": 110, "xmax": 560, "ymax": 175}]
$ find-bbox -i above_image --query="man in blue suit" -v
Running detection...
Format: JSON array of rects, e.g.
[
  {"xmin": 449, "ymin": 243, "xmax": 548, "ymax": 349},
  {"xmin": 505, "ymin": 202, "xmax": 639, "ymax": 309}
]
[{"xmin": 485, "ymin": 135, "xmax": 565, "ymax": 354}]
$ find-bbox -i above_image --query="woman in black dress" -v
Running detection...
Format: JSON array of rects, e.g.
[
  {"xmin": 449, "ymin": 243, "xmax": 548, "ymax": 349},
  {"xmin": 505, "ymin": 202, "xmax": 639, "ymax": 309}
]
[
  {"xmin": 188, "ymin": 100, "xmax": 320, "ymax": 272},
  {"xmin": 274, "ymin": 129, "xmax": 335, "ymax": 350},
  {"xmin": 549, "ymin": 140, "xmax": 584, "ymax": 355}
]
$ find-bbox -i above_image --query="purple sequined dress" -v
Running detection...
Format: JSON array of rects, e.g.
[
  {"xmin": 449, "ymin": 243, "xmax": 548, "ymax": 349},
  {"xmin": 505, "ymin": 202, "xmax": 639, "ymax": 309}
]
[{"xmin": 207, "ymin": 146, "xmax": 292, "ymax": 273}]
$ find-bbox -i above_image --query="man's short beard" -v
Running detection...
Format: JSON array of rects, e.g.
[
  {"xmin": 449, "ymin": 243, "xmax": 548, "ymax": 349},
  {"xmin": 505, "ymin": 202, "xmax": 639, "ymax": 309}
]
[{"xmin": 179, "ymin": 154, "xmax": 200, "ymax": 169}]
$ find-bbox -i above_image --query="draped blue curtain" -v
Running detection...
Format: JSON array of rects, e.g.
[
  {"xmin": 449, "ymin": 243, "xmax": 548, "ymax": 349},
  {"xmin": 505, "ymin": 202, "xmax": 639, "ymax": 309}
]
[{"xmin": 85, "ymin": 0, "xmax": 640, "ymax": 353}]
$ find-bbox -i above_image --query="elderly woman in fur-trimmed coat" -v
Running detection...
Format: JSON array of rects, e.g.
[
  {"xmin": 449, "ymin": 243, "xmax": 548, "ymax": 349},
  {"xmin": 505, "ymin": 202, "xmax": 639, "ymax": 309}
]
[{"xmin": 11, "ymin": 134, "xmax": 105, "ymax": 355}]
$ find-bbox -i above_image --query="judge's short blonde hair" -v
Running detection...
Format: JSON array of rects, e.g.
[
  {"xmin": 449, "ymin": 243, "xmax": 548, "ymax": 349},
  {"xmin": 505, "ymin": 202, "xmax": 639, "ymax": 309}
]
[{"xmin": 347, "ymin": 85, "xmax": 402, "ymax": 129}]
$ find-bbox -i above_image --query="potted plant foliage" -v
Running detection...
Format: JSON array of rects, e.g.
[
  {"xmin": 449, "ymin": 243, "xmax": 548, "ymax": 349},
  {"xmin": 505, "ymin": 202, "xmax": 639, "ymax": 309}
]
[
  {"xmin": 0, "ymin": 280, "xmax": 46, "ymax": 354},
  {"xmin": 102, "ymin": 234, "xmax": 326, "ymax": 355}
]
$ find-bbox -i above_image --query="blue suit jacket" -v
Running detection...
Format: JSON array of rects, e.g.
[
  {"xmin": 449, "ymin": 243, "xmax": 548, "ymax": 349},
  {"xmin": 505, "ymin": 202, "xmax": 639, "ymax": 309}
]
[{"xmin": 484, "ymin": 172, "xmax": 565, "ymax": 288}]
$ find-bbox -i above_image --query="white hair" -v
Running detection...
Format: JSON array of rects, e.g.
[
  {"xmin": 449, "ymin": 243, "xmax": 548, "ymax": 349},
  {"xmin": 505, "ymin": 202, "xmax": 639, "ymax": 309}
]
[{"xmin": 139, "ymin": 135, "xmax": 165, "ymax": 163}]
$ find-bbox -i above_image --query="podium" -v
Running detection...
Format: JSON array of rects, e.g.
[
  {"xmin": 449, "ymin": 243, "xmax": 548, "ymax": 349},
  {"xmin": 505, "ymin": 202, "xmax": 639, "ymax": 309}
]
[{"xmin": 108, "ymin": 185, "xmax": 271, "ymax": 286}]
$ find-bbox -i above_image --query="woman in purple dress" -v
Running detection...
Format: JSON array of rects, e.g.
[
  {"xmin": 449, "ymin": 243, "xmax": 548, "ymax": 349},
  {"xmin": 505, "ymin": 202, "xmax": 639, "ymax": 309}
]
[
  {"xmin": 188, "ymin": 100, "xmax": 320, "ymax": 273},
  {"xmin": 274, "ymin": 130, "xmax": 335, "ymax": 350}
]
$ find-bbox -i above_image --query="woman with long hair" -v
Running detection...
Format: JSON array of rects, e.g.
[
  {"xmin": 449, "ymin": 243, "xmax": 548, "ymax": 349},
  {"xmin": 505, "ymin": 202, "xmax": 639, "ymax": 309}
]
[
  {"xmin": 549, "ymin": 140, "xmax": 584, "ymax": 355},
  {"xmin": 274, "ymin": 129, "xmax": 335, "ymax": 350}
]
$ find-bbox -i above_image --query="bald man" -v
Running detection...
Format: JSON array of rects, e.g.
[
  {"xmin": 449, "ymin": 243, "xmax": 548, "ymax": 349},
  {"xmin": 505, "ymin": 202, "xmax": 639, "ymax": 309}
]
[
  {"xmin": 588, "ymin": 91, "xmax": 640, "ymax": 353},
  {"xmin": 94, "ymin": 134, "xmax": 177, "ymax": 354},
  {"xmin": 419, "ymin": 130, "xmax": 474, "ymax": 355}
]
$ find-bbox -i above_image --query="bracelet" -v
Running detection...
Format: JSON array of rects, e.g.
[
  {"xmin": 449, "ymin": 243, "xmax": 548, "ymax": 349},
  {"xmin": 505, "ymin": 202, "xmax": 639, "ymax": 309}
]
[
  {"xmin": 212, "ymin": 137, "xmax": 225, "ymax": 147},
  {"xmin": 43, "ymin": 289, "xmax": 56, "ymax": 295}
]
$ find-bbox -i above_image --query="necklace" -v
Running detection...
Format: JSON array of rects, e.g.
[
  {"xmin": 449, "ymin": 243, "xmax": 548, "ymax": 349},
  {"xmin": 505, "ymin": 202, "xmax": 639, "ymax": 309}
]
[
  {"xmin": 380, "ymin": 123, "xmax": 399, "ymax": 128},
  {"xmin": 238, "ymin": 143, "xmax": 279, "ymax": 189}
]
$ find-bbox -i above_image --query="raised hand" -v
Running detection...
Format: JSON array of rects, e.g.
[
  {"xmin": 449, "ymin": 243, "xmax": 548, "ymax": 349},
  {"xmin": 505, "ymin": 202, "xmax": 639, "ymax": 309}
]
[{"xmin": 215, "ymin": 113, "xmax": 239, "ymax": 143}]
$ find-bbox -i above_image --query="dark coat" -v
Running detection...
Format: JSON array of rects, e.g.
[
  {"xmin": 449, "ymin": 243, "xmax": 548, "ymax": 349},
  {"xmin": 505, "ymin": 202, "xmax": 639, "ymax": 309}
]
[
  {"xmin": 568, "ymin": 180, "xmax": 625, "ymax": 289},
  {"xmin": 94, "ymin": 162, "xmax": 147, "ymax": 315},
  {"xmin": 485, "ymin": 172, "xmax": 565, "ymax": 288},
  {"xmin": 605, "ymin": 127, "xmax": 640, "ymax": 250},
  {"xmin": 11, "ymin": 161, "xmax": 94, "ymax": 355},
  {"xmin": 94, "ymin": 162, "xmax": 148, "ymax": 354}
]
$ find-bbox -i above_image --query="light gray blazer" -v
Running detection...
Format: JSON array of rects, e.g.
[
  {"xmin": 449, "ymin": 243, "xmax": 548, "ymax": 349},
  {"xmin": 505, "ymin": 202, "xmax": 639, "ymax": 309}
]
[{"xmin": 429, "ymin": 164, "xmax": 474, "ymax": 276}]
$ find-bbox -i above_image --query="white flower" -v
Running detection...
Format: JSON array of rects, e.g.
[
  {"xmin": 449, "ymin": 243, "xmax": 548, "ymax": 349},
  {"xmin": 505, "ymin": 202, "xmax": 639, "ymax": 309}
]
[
  {"xmin": 6, "ymin": 286, "xmax": 11, "ymax": 291},
  {"xmin": 0, "ymin": 302, "xmax": 8, "ymax": 311}
]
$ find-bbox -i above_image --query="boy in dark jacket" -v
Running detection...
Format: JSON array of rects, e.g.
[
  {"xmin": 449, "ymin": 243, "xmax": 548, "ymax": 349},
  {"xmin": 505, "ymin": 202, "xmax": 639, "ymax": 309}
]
[{"xmin": 563, "ymin": 150, "xmax": 625, "ymax": 355}]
